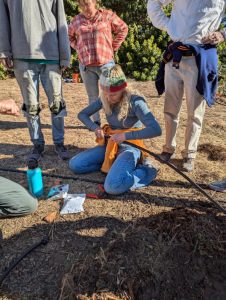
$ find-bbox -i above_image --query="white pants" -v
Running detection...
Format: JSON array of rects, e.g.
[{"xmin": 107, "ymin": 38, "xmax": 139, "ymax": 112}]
[{"xmin": 163, "ymin": 56, "xmax": 206, "ymax": 159}]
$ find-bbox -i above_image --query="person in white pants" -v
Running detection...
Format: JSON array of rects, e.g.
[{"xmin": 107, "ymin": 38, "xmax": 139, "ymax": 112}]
[{"xmin": 147, "ymin": 0, "xmax": 225, "ymax": 171}]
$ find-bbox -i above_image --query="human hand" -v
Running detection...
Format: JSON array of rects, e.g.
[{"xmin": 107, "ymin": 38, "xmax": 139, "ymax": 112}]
[
  {"xmin": 110, "ymin": 133, "xmax": 126, "ymax": 144},
  {"xmin": 95, "ymin": 127, "xmax": 104, "ymax": 139},
  {"xmin": 0, "ymin": 57, "xmax": 13, "ymax": 69},
  {"xmin": 0, "ymin": 99, "xmax": 20, "ymax": 116},
  {"xmin": 202, "ymin": 31, "xmax": 225, "ymax": 45}
]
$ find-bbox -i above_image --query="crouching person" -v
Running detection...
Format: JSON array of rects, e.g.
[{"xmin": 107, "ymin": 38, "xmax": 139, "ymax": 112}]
[
  {"xmin": 0, "ymin": 99, "xmax": 38, "ymax": 218},
  {"xmin": 0, "ymin": 176, "xmax": 37, "ymax": 218},
  {"xmin": 69, "ymin": 65, "xmax": 162, "ymax": 195}
]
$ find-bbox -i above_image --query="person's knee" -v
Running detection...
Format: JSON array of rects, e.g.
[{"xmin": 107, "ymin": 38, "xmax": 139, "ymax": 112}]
[
  {"xmin": 69, "ymin": 156, "xmax": 85, "ymax": 173},
  {"xmin": 104, "ymin": 176, "xmax": 129, "ymax": 195},
  {"xmin": 49, "ymin": 98, "xmax": 66, "ymax": 115},
  {"xmin": 6, "ymin": 193, "xmax": 38, "ymax": 217},
  {"xmin": 22, "ymin": 103, "xmax": 41, "ymax": 116},
  {"xmin": 23, "ymin": 196, "xmax": 38, "ymax": 214}
]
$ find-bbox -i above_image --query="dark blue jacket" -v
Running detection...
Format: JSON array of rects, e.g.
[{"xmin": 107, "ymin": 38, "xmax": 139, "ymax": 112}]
[{"xmin": 155, "ymin": 42, "xmax": 218, "ymax": 107}]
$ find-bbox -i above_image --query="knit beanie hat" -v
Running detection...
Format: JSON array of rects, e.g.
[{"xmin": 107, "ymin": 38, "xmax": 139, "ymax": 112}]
[{"xmin": 99, "ymin": 65, "xmax": 127, "ymax": 93}]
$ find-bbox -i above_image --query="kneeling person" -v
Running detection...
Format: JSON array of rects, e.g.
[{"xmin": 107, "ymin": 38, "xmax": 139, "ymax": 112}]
[
  {"xmin": 69, "ymin": 65, "xmax": 162, "ymax": 195},
  {"xmin": 0, "ymin": 99, "xmax": 38, "ymax": 218}
]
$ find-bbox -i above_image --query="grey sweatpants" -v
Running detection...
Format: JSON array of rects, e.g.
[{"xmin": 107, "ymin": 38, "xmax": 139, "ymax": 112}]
[{"xmin": 0, "ymin": 176, "xmax": 38, "ymax": 218}]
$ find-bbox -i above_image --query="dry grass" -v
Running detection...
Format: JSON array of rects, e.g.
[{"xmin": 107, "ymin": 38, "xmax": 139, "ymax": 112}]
[{"xmin": 0, "ymin": 79, "xmax": 226, "ymax": 300}]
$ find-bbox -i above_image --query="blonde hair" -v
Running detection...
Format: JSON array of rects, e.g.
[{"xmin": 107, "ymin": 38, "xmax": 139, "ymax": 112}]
[{"xmin": 100, "ymin": 86, "xmax": 146, "ymax": 123}]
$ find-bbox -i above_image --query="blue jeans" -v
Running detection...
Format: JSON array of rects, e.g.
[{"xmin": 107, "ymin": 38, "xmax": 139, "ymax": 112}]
[
  {"xmin": 79, "ymin": 60, "xmax": 115, "ymax": 122},
  {"xmin": 14, "ymin": 60, "xmax": 66, "ymax": 145},
  {"xmin": 69, "ymin": 144, "xmax": 158, "ymax": 195}
]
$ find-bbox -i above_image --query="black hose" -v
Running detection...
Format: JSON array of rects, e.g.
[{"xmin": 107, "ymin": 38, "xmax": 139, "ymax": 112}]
[
  {"xmin": 215, "ymin": 99, "xmax": 226, "ymax": 107},
  {"xmin": 0, "ymin": 236, "xmax": 49, "ymax": 286},
  {"xmin": 0, "ymin": 144, "xmax": 225, "ymax": 213},
  {"xmin": 123, "ymin": 141, "xmax": 226, "ymax": 215},
  {"xmin": 0, "ymin": 168, "xmax": 104, "ymax": 184}
]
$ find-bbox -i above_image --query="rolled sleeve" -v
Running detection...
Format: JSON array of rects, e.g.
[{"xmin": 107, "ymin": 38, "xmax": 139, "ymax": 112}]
[{"xmin": 147, "ymin": 0, "xmax": 172, "ymax": 31}]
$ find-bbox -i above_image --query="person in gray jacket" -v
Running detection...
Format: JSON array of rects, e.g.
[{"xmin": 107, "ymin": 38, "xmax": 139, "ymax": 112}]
[
  {"xmin": 0, "ymin": 99, "xmax": 38, "ymax": 218},
  {"xmin": 0, "ymin": 0, "xmax": 71, "ymax": 166}
]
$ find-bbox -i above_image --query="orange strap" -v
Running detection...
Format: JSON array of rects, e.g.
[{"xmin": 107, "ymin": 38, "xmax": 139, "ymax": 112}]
[{"xmin": 96, "ymin": 124, "xmax": 148, "ymax": 173}]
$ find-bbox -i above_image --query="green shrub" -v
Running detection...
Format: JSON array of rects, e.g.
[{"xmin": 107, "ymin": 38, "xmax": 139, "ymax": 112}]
[
  {"xmin": 218, "ymin": 42, "xmax": 226, "ymax": 95},
  {"xmin": 52, "ymin": 1, "xmax": 226, "ymax": 82},
  {"xmin": 0, "ymin": 64, "xmax": 7, "ymax": 80}
]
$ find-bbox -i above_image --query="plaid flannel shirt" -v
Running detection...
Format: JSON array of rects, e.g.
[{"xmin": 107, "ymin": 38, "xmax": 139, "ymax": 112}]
[{"xmin": 68, "ymin": 9, "xmax": 128, "ymax": 66}]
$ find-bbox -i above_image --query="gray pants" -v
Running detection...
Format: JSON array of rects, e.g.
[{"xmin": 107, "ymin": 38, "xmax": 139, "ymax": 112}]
[
  {"xmin": 79, "ymin": 60, "xmax": 115, "ymax": 122},
  {"xmin": 0, "ymin": 176, "xmax": 38, "ymax": 218},
  {"xmin": 13, "ymin": 60, "xmax": 66, "ymax": 146},
  {"xmin": 163, "ymin": 56, "xmax": 206, "ymax": 159}
]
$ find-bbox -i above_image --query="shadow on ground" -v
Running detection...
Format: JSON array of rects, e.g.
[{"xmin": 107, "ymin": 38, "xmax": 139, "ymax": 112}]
[{"xmin": 0, "ymin": 209, "xmax": 226, "ymax": 300}]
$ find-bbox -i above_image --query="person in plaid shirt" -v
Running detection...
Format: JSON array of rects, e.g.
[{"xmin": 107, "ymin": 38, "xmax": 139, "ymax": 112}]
[{"xmin": 68, "ymin": 0, "xmax": 128, "ymax": 125}]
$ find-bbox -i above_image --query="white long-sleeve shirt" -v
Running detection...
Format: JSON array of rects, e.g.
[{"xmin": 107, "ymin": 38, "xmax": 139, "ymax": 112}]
[{"xmin": 147, "ymin": 0, "xmax": 226, "ymax": 44}]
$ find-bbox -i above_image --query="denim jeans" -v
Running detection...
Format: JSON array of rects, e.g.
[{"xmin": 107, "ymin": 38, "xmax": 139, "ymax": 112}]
[
  {"xmin": 14, "ymin": 60, "xmax": 66, "ymax": 145},
  {"xmin": 69, "ymin": 144, "xmax": 157, "ymax": 195},
  {"xmin": 79, "ymin": 60, "xmax": 115, "ymax": 122}
]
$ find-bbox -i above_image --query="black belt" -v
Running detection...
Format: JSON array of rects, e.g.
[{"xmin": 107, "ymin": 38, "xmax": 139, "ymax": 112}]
[{"xmin": 182, "ymin": 50, "xmax": 194, "ymax": 56}]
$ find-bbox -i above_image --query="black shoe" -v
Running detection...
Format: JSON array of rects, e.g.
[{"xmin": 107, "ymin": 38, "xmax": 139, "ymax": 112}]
[
  {"xmin": 27, "ymin": 144, "xmax": 44, "ymax": 168},
  {"xmin": 55, "ymin": 143, "xmax": 69, "ymax": 160},
  {"xmin": 159, "ymin": 151, "xmax": 175, "ymax": 162}
]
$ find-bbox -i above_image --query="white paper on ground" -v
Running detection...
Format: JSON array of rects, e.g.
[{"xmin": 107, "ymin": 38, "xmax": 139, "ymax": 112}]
[{"xmin": 60, "ymin": 194, "xmax": 86, "ymax": 215}]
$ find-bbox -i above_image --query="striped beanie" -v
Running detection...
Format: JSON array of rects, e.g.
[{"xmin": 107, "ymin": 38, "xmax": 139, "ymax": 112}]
[{"xmin": 99, "ymin": 65, "xmax": 127, "ymax": 93}]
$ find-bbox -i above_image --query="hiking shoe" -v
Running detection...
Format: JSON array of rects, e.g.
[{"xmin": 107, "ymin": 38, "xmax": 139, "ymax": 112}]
[
  {"xmin": 27, "ymin": 144, "xmax": 44, "ymax": 167},
  {"xmin": 142, "ymin": 157, "xmax": 154, "ymax": 167},
  {"xmin": 159, "ymin": 151, "xmax": 175, "ymax": 162},
  {"xmin": 182, "ymin": 158, "xmax": 194, "ymax": 172},
  {"xmin": 209, "ymin": 179, "xmax": 226, "ymax": 193},
  {"xmin": 55, "ymin": 143, "xmax": 69, "ymax": 160},
  {"xmin": 142, "ymin": 157, "xmax": 159, "ymax": 169}
]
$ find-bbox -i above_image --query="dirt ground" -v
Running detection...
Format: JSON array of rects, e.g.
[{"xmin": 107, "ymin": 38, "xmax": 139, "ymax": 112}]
[{"xmin": 0, "ymin": 79, "xmax": 226, "ymax": 300}]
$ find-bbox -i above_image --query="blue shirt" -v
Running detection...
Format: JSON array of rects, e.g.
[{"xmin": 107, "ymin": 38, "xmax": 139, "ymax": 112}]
[{"xmin": 78, "ymin": 95, "xmax": 162, "ymax": 140}]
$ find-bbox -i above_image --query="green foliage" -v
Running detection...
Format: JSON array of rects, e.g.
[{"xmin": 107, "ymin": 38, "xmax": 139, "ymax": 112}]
[
  {"xmin": 218, "ymin": 42, "xmax": 226, "ymax": 95},
  {"xmin": 0, "ymin": 64, "xmax": 7, "ymax": 80},
  {"xmin": 64, "ymin": 0, "xmax": 171, "ymax": 80},
  {"xmin": 64, "ymin": 0, "xmax": 79, "ymax": 21},
  {"xmin": 100, "ymin": 0, "xmax": 171, "ymax": 80},
  {"xmin": 117, "ymin": 24, "xmax": 163, "ymax": 80},
  {"xmin": 1, "ymin": 1, "xmax": 224, "ymax": 82}
]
